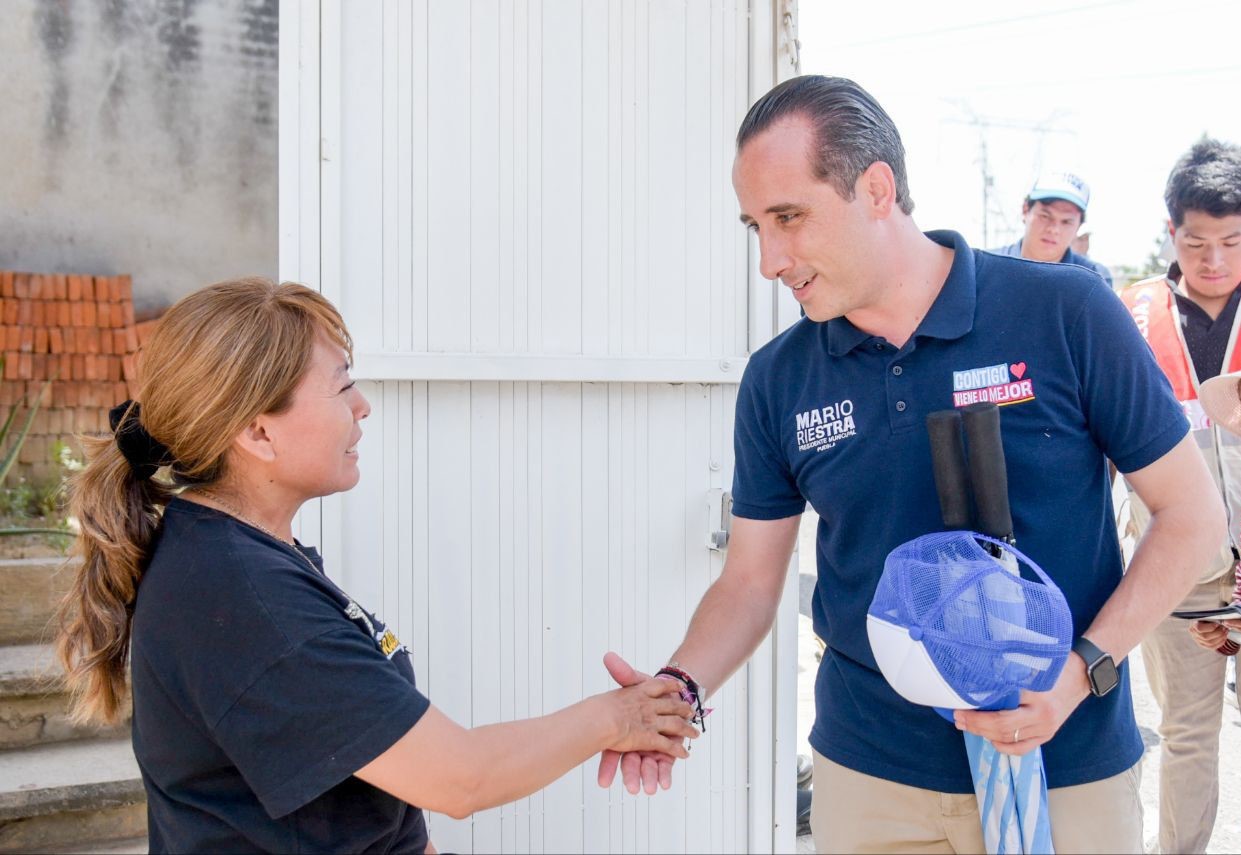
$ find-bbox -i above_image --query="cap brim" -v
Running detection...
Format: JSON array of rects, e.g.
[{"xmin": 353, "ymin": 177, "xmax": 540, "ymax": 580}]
[
  {"xmin": 867, "ymin": 615, "xmax": 977, "ymax": 710},
  {"xmin": 1028, "ymin": 190, "xmax": 1087, "ymax": 211},
  {"xmin": 1200, "ymin": 371, "xmax": 1241, "ymax": 436}
]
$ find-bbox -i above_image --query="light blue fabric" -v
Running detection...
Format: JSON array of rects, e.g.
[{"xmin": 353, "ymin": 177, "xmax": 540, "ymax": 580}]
[
  {"xmin": 965, "ymin": 733, "xmax": 1054, "ymax": 854},
  {"xmin": 962, "ymin": 548, "xmax": 1054, "ymax": 855},
  {"xmin": 870, "ymin": 533, "xmax": 1065, "ymax": 853}
]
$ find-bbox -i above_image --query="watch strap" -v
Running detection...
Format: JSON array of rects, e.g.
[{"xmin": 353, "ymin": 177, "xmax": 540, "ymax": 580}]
[
  {"xmin": 1072, "ymin": 635, "xmax": 1117, "ymax": 697},
  {"xmin": 1071, "ymin": 635, "xmax": 1107, "ymax": 668}
]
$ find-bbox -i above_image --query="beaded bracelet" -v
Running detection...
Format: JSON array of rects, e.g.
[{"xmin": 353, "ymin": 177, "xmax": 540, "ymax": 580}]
[{"xmin": 656, "ymin": 664, "xmax": 713, "ymax": 732}]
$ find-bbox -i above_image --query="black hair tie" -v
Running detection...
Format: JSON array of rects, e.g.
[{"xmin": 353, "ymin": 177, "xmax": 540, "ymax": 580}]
[{"xmin": 108, "ymin": 401, "xmax": 173, "ymax": 481}]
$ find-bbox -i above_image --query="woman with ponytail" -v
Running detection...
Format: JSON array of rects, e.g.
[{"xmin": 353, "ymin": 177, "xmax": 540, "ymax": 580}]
[{"xmin": 55, "ymin": 278, "xmax": 695, "ymax": 854}]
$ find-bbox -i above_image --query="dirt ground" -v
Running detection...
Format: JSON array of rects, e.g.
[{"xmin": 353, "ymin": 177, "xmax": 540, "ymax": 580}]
[
  {"xmin": 795, "ymin": 512, "xmax": 1241, "ymax": 854},
  {"xmin": 0, "ymin": 521, "xmax": 72, "ymax": 559}
]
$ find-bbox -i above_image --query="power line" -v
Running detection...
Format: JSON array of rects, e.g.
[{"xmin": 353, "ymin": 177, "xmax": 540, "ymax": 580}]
[
  {"xmin": 941, "ymin": 117, "xmax": 1075, "ymax": 134},
  {"xmin": 942, "ymin": 104, "xmax": 1071, "ymax": 247},
  {"xmin": 873, "ymin": 63, "xmax": 1241, "ymax": 102},
  {"xmin": 822, "ymin": 0, "xmax": 1137, "ymax": 49},
  {"xmin": 964, "ymin": 64, "xmax": 1241, "ymax": 93}
]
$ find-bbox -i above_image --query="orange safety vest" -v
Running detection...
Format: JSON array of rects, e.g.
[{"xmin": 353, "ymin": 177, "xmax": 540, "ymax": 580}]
[
  {"xmin": 1120, "ymin": 275, "xmax": 1241, "ymax": 581},
  {"xmin": 1120, "ymin": 276, "xmax": 1241, "ymax": 431}
]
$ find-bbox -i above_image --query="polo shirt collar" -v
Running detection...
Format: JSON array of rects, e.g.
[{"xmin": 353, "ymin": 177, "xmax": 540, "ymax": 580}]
[{"xmin": 826, "ymin": 230, "xmax": 977, "ymax": 355}]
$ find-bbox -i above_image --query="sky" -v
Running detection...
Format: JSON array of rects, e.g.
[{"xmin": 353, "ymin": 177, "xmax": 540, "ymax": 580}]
[{"xmin": 798, "ymin": 0, "xmax": 1241, "ymax": 274}]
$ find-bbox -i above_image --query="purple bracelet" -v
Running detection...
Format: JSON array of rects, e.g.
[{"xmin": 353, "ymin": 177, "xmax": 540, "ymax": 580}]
[{"xmin": 656, "ymin": 667, "xmax": 713, "ymax": 732}]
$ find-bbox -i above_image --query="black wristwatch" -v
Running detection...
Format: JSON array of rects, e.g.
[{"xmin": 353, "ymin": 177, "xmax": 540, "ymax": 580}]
[{"xmin": 1072, "ymin": 636, "xmax": 1119, "ymax": 698}]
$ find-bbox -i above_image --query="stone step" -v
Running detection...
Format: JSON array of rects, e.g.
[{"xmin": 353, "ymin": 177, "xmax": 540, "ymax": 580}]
[
  {"xmin": 0, "ymin": 644, "xmax": 60, "ymax": 697},
  {"xmin": 46, "ymin": 834, "xmax": 147, "ymax": 854},
  {"xmin": 0, "ymin": 558, "xmax": 76, "ymax": 646},
  {"xmin": 0, "ymin": 736, "xmax": 145, "ymax": 853},
  {"xmin": 0, "ymin": 644, "xmax": 130, "ymax": 749}
]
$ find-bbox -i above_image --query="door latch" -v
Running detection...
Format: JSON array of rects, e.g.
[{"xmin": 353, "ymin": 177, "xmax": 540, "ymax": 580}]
[{"xmin": 707, "ymin": 488, "xmax": 732, "ymax": 550}]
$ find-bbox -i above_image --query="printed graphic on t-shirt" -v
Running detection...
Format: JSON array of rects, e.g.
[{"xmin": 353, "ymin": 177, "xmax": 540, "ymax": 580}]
[
  {"xmin": 379, "ymin": 629, "xmax": 400, "ymax": 657},
  {"xmin": 344, "ymin": 600, "xmax": 408, "ymax": 661},
  {"xmin": 951, "ymin": 361, "xmax": 1036, "ymax": 407},
  {"xmin": 795, "ymin": 398, "xmax": 857, "ymax": 453}
]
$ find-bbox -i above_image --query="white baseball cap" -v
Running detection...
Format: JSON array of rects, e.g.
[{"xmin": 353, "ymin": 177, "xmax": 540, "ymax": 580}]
[{"xmin": 1029, "ymin": 171, "xmax": 1091, "ymax": 213}]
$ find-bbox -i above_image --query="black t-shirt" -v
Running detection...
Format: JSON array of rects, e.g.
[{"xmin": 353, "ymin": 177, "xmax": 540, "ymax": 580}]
[
  {"xmin": 1173, "ymin": 277, "xmax": 1241, "ymax": 382},
  {"xmin": 130, "ymin": 498, "xmax": 431, "ymax": 853}
]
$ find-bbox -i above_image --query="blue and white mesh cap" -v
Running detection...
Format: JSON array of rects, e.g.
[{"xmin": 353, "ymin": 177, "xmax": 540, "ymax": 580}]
[
  {"xmin": 867, "ymin": 532, "xmax": 1073, "ymax": 713},
  {"xmin": 1028, "ymin": 170, "xmax": 1090, "ymax": 212}
]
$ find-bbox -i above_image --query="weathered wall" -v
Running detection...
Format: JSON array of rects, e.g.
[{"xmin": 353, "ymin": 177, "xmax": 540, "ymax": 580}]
[{"xmin": 0, "ymin": 0, "xmax": 277, "ymax": 314}]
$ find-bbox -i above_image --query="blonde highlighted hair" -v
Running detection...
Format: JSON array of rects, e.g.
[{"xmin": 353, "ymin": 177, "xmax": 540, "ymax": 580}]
[{"xmin": 55, "ymin": 277, "xmax": 352, "ymax": 724}]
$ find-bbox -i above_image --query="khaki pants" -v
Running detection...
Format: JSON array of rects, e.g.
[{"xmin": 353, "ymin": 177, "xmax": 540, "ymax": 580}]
[
  {"xmin": 1140, "ymin": 570, "xmax": 1238, "ymax": 854},
  {"xmin": 810, "ymin": 753, "xmax": 1143, "ymax": 854}
]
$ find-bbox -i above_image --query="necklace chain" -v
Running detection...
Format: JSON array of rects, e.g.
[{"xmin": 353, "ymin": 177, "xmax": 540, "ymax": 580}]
[{"xmin": 194, "ymin": 489, "xmax": 319, "ymax": 574}]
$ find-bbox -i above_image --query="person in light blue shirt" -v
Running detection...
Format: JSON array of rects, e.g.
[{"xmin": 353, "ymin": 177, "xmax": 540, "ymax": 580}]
[{"xmin": 991, "ymin": 171, "xmax": 1114, "ymax": 286}]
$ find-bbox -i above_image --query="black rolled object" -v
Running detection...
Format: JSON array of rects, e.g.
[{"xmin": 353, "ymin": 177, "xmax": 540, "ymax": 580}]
[
  {"xmin": 961, "ymin": 402, "xmax": 1013, "ymax": 540},
  {"xmin": 926, "ymin": 409, "xmax": 972, "ymax": 530}
]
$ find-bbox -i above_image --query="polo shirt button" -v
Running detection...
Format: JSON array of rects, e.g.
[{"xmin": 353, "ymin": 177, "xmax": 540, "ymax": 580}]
[
  {"xmin": 892, "ymin": 365, "xmax": 903, "ymax": 376},
  {"xmin": 895, "ymin": 400, "xmax": 907, "ymax": 412},
  {"xmin": 874, "ymin": 342, "xmax": 885, "ymax": 350}
]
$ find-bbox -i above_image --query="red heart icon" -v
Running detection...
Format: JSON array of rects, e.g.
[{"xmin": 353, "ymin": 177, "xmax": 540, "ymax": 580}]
[{"xmin": 1010, "ymin": 362, "xmax": 1027, "ymax": 379}]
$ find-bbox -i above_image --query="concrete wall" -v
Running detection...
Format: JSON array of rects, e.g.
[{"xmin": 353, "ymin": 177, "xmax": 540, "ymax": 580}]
[{"xmin": 0, "ymin": 0, "xmax": 277, "ymax": 315}]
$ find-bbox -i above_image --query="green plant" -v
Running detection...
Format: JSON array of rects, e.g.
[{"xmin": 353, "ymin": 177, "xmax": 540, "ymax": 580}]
[
  {"xmin": 30, "ymin": 477, "xmax": 64, "ymax": 518},
  {"xmin": 0, "ymin": 474, "xmax": 72, "ymax": 539},
  {"xmin": 0, "ymin": 361, "xmax": 66, "ymax": 541},
  {"xmin": 0, "ymin": 473, "xmax": 74, "ymax": 540},
  {"xmin": 0, "ymin": 480, "xmax": 34, "ymax": 516},
  {"xmin": 53, "ymin": 439, "xmax": 84, "ymax": 473},
  {"xmin": 0, "ymin": 524, "xmax": 70, "ymax": 538},
  {"xmin": 0, "ymin": 357, "xmax": 53, "ymax": 486}
]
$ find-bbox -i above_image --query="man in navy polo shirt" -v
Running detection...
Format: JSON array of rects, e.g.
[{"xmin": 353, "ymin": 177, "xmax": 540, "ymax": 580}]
[
  {"xmin": 991, "ymin": 171, "xmax": 1114, "ymax": 286},
  {"xmin": 599, "ymin": 76, "xmax": 1224, "ymax": 853}
]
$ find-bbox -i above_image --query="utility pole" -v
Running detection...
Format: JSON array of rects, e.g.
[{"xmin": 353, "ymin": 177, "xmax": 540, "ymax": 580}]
[{"xmin": 943, "ymin": 102, "xmax": 1072, "ymax": 248}]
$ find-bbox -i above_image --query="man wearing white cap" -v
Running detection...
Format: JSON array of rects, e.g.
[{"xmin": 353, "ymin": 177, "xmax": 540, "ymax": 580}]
[
  {"xmin": 991, "ymin": 171, "xmax": 1113, "ymax": 286},
  {"xmin": 598, "ymin": 76, "xmax": 1225, "ymax": 854},
  {"xmin": 1119, "ymin": 139, "xmax": 1241, "ymax": 855},
  {"xmin": 1071, "ymin": 224, "xmax": 1093, "ymax": 258}
]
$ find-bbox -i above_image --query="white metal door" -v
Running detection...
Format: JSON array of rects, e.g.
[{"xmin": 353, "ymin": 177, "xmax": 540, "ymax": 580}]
[{"xmin": 279, "ymin": 1, "xmax": 799, "ymax": 851}]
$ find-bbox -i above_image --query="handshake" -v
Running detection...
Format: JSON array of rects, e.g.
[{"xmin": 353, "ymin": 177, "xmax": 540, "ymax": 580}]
[{"xmin": 594, "ymin": 652, "xmax": 708, "ymax": 795}]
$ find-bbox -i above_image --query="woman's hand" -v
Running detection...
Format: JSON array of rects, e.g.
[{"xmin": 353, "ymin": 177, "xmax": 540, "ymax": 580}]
[
  {"xmin": 601, "ymin": 678, "xmax": 699, "ymax": 758},
  {"xmin": 1189, "ymin": 618, "xmax": 1241, "ymax": 650},
  {"xmin": 596, "ymin": 652, "xmax": 685, "ymax": 795}
]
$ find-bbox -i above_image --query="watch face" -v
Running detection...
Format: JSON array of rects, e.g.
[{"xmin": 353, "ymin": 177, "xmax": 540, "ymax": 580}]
[{"xmin": 1090, "ymin": 656, "xmax": 1120, "ymax": 697}]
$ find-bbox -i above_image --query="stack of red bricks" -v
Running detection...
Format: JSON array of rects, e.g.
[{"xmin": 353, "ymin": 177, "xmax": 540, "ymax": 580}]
[{"xmin": 0, "ymin": 270, "xmax": 158, "ymax": 481}]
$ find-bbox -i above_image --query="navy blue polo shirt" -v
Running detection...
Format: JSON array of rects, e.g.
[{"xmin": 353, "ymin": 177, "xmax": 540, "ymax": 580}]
[
  {"xmin": 990, "ymin": 239, "xmax": 1113, "ymax": 288},
  {"xmin": 733, "ymin": 230, "xmax": 1186, "ymax": 792}
]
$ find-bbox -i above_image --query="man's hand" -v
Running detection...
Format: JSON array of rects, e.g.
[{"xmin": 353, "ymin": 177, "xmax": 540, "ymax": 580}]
[
  {"xmin": 953, "ymin": 654, "xmax": 1092, "ymax": 756},
  {"xmin": 1190, "ymin": 618, "xmax": 1241, "ymax": 651},
  {"xmin": 596, "ymin": 652, "xmax": 681, "ymax": 795},
  {"xmin": 594, "ymin": 517, "xmax": 799, "ymax": 793}
]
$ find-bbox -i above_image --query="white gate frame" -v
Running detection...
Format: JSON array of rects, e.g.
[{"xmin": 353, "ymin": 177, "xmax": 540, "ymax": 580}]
[
  {"xmin": 278, "ymin": 1, "xmax": 801, "ymax": 850},
  {"xmin": 746, "ymin": 2, "xmax": 803, "ymax": 852}
]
